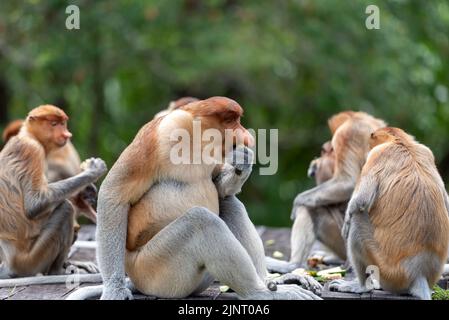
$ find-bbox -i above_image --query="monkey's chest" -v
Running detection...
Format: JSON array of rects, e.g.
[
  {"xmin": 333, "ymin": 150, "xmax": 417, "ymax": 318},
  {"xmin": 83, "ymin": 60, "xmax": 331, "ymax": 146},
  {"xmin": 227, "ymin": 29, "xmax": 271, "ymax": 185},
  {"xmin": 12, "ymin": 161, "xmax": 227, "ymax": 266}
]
[{"xmin": 126, "ymin": 179, "xmax": 219, "ymax": 251}]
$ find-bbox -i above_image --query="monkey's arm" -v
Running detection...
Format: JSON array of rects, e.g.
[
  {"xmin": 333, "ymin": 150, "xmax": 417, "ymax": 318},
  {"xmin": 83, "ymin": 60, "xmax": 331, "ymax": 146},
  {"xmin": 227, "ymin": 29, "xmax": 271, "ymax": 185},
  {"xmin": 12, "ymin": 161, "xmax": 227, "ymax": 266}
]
[
  {"xmin": 213, "ymin": 146, "xmax": 253, "ymax": 198},
  {"xmin": 291, "ymin": 177, "xmax": 354, "ymax": 219},
  {"xmin": 24, "ymin": 158, "xmax": 106, "ymax": 219},
  {"xmin": 342, "ymin": 175, "xmax": 378, "ymax": 239},
  {"xmin": 96, "ymin": 196, "xmax": 133, "ymax": 300}
]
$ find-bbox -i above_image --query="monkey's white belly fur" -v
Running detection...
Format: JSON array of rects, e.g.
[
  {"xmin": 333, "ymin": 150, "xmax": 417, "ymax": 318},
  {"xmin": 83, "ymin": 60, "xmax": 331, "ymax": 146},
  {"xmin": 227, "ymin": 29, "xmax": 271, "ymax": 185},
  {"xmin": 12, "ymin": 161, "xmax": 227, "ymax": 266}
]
[{"xmin": 126, "ymin": 178, "xmax": 219, "ymax": 251}]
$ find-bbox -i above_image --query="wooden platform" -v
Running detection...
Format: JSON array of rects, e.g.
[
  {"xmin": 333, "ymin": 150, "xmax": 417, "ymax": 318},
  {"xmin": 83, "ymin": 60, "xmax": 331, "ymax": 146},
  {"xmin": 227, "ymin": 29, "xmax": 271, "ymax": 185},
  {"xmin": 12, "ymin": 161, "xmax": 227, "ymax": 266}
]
[{"xmin": 0, "ymin": 225, "xmax": 446, "ymax": 300}]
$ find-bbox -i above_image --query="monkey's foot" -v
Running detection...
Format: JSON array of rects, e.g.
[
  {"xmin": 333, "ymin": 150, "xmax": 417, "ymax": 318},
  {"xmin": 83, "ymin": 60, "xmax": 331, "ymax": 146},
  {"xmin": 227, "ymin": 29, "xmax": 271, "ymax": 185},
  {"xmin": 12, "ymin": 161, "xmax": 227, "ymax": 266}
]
[
  {"xmin": 64, "ymin": 261, "xmax": 99, "ymax": 274},
  {"xmin": 101, "ymin": 286, "xmax": 134, "ymax": 300},
  {"xmin": 245, "ymin": 285, "xmax": 322, "ymax": 300},
  {"xmin": 272, "ymin": 273, "xmax": 322, "ymax": 295},
  {"xmin": 326, "ymin": 279, "xmax": 371, "ymax": 294},
  {"xmin": 265, "ymin": 256, "xmax": 300, "ymax": 274}
]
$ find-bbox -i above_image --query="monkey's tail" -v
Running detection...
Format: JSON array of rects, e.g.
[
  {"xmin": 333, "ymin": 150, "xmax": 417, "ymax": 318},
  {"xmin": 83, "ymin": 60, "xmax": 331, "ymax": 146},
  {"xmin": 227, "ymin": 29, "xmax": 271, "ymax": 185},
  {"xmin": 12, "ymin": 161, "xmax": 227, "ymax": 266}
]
[
  {"xmin": 0, "ymin": 273, "xmax": 102, "ymax": 288},
  {"xmin": 66, "ymin": 285, "xmax": 104, "ymax": 300},
  {"xmin": 65, "ymin": 278, "xmax": 135, "ymax": 300}
]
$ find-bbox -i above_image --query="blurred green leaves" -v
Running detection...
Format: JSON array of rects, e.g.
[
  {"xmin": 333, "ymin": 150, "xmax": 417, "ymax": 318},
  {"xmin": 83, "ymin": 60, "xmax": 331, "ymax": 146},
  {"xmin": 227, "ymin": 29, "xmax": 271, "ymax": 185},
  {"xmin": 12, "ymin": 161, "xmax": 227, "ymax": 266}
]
[{"xmin": 0, "ymin": 0, "xmax": 448, "ymax": 226}]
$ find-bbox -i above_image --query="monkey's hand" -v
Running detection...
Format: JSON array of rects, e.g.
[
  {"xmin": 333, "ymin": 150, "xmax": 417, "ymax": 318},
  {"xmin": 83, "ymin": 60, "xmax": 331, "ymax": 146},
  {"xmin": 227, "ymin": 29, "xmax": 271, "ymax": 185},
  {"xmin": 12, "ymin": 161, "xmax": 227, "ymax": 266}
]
[
  {"xmin": 81, "ymin": 158, "xmax": 108, "ymax": 180},
  {"xmin": 213, "ymin": 146, "xmax": 253, "ymax": 198},
  {"xmin": 307, "ymin": 159, "xmax": 318, "ymax": 178},
  {"xmin": 100, "ymin": 286, "xmax": 134, "ymax": 300},
  {"xmin": 271, "ymin": 273, "xmax": 322, "ymax": 295},
  {"xmin": 342, "ymin": 197, "xmax": 366, "ymax": 239}
]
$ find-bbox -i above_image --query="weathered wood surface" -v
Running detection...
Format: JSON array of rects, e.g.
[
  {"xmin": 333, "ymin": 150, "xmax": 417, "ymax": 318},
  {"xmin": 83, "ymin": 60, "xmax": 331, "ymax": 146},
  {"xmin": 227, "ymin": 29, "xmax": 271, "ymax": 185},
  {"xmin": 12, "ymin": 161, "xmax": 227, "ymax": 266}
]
[{"xmin": 0, "ymin": 225, "xmax": 446, "ymax": 300}]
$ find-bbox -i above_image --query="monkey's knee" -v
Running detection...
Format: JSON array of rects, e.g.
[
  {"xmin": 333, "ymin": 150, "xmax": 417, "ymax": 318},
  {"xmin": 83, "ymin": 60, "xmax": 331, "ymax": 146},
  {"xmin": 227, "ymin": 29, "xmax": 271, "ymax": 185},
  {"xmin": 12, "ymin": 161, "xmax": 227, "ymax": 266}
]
[{"xmin": 184, "ymin": 206, "xmax": 225, "ymax": 230}]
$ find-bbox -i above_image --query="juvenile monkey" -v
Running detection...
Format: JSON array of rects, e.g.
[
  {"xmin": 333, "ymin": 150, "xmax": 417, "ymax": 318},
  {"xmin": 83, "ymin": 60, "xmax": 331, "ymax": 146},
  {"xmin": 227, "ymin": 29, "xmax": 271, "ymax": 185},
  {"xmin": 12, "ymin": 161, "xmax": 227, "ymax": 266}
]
[
  {"xmin": 329, "ymin": 127, "xmax": 449, "ymax": 299},
  {"xmin": 0, "ymin": 105, "xmax": 107, "ymax": 279},
  {"xmin": 2, "ymin": 119, "xmax": 24, "ymax": 147},
  {"xmin": 68, "ymin": 97, "xmax": 321, "ymax": 300},
  {"xmin": 266, "ymin": 141, "xmax": 347, "ymax": 273}
]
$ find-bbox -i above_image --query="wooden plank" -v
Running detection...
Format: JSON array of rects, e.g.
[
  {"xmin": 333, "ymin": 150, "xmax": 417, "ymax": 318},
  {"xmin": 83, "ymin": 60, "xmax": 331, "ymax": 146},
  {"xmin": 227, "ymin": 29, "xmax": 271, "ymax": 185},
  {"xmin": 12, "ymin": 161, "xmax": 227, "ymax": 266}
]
[{"xmin": 4, "ymin": 284, "xmax": 73, "ymax": 300}]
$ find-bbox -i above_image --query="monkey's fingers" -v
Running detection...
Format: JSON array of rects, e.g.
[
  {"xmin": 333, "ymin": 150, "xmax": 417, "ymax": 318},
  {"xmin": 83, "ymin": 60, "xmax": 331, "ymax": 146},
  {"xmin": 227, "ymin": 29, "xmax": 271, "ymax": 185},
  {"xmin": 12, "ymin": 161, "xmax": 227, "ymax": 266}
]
[
  {"xmin": 65, "ymin": 261, "xmax": 99, "ymax": 274},
  {"xmin": 275, "ymin": 285, "xmax": 322, "ymax": 300},
  {"xmin": 326, "ymin": 279, "xmax": 368, "ymax": 294},
  {"xmin": 273, "ymin": 273, "xmax": 322, "ymax": 295}
]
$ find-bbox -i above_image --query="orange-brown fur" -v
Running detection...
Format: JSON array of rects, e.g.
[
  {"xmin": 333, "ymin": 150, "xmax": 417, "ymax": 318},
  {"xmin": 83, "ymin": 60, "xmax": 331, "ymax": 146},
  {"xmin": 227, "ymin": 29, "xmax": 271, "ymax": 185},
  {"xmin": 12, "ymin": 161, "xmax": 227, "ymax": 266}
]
[
  {"xmin": 2, "ymin": 119, "xmax": 24, "ymax": 146},
  {"xmin": 358, "ymin": 127, "xmax": 449, "ymax": 290},
  {"xmin": 328, "ymin": 111, "xmax": 386, "ymax": 178},
  {"xmin": 0, "ymin": 105, "xmax": 72, "ymax": 272},
  {"xmin": 2, "ymin": 119, "xmax": 97, "ymax": 226}
]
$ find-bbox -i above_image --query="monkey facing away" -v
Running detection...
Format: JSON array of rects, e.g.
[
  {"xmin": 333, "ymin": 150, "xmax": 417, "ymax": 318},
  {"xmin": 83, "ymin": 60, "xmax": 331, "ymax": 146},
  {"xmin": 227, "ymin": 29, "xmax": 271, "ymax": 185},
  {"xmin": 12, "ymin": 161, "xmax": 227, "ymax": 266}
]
[
  {"xmin": 266, "ymin": 141, "xmax": 347, "ymax": 273},
  {"xmin": 329, "ymin": 127, "xmax": 449, "ymax": 299},
  {"xmin": 0, "ymin": 105, "xmax": 107, "ymax": 279},
  {"xmin": 67, "ymin": 97, "xmax": 321, "ymax": 300},
  {"xmin": 291, "ymin": 111, "xmax": 386, "ymax": 214}
]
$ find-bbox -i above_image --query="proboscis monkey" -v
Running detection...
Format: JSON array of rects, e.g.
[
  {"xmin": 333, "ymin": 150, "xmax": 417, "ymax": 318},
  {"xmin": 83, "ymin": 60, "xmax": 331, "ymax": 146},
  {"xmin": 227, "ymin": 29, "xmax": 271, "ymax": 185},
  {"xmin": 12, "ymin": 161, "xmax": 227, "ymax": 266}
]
[
  {"xmin": 329, "ymin": 127, "xmax": 449, "ymax": 300},
  {"xmin": 291, "ymin": 111, "xmax": 386, "ymax": 216},
  {"xmin": 0, "ymin": 105, "xmax": 107, "ymax": 280},
  {"xmin": 2, "ymin": 119, "xmax": 98, "ymax": 229},
  {"xmin": 266, "ymin": 141, "xmax": 347, "ymax": 273},
  {"xmin": 67, "ymin": 97, "xmax": 322, "ymax": 300}
]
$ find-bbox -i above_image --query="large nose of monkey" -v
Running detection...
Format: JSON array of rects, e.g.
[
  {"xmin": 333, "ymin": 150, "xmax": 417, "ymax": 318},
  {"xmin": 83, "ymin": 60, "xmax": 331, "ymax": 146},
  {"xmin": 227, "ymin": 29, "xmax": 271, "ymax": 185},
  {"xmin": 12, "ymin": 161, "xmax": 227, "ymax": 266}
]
[
  {"xmin": 63, "ymin": 130, "xmax": 73, "ymax": 140},
  {"xmin": 239, "ymin": 126, "xmax": 255, "ymax": 147}
]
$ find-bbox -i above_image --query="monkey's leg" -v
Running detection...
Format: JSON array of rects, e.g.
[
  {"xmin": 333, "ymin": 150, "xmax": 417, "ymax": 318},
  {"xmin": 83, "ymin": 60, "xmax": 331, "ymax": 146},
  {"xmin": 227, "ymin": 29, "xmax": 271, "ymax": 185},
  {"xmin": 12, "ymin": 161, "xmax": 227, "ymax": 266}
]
[
  {"xmin": 408, "ymin": 276, "xmax": 431, "ymax": 300},
  {"xmin": 215, "ymin": 147, "xmax": 267, "ymax": 278},
  {"xmin": 291, "ymin": 206, "xmax": 316, "ymax": 266},
  {"xmin": 126, "ymin": 207, "xmax": 320, "ymax": 300},
  {"xmin": 265, "ymin": 206, "xmax": 314, "ymax": 274},
  {"xmin": 47, "ymin": 201, "xmax": 76, "ymax": 275},
  {"xmin": 219, "ymin": 195, "xmax": 267, "ymax": 279},
  {"xmin": 1, "ymin": 200, "xmax": 75, "ymax": 277},
  {"xmin": 327, "ymin": 212, "xmax": 372, "ymax": 294},
  {"xmin": 313, "ymin": 207, "xmax": 347, "ymax": 262}
]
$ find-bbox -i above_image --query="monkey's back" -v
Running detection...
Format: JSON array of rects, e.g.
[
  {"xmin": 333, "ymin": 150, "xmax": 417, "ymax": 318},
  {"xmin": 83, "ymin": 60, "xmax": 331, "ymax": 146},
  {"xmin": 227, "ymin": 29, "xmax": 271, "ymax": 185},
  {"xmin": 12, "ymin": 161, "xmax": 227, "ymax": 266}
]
[
  {"xmin": 366, "ymin": 142, "xmax": 449, "ymax": 289},
  {"xmin": 0, "ymin": 137, "xmax": 48, "ymax": 242}
]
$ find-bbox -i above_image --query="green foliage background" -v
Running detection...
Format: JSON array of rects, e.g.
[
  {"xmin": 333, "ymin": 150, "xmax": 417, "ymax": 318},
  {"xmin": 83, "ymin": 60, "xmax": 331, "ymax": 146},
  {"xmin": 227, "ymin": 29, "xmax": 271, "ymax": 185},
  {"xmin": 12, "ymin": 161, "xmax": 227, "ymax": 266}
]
[{"xmin": 1, "ymin": 0, "xmax": 448, "ymax": 226}]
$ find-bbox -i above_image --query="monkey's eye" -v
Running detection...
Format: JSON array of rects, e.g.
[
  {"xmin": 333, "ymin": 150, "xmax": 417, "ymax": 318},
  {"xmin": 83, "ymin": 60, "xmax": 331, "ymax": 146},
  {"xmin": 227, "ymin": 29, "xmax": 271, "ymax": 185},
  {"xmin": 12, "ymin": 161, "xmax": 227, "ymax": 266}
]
[
  {"xmin": 370, "ymin": 132, "xmax": 375, "ymax": 139},
  {"xmin": 50, "ymin": 121, "xmax": 58, "ymax": 127}
]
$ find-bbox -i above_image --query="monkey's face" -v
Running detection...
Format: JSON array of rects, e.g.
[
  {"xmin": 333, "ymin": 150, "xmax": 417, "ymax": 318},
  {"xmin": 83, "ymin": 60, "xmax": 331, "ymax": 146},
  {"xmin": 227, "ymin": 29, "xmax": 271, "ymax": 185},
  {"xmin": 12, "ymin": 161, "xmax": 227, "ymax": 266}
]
[
  {"xmin": 29, "ymin": 118, "xmax": 72, "ymax": 151},
  {"xmin": 308, "ymin": 141, "xmax": 335, "ymax": 184},
  {"xmin": 47, "ymin": 119, "xmax": 73, "ymax": 149},
  {"xmin": 182, "ymin": 97, "xmax": 255, "ymax": 157}
]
